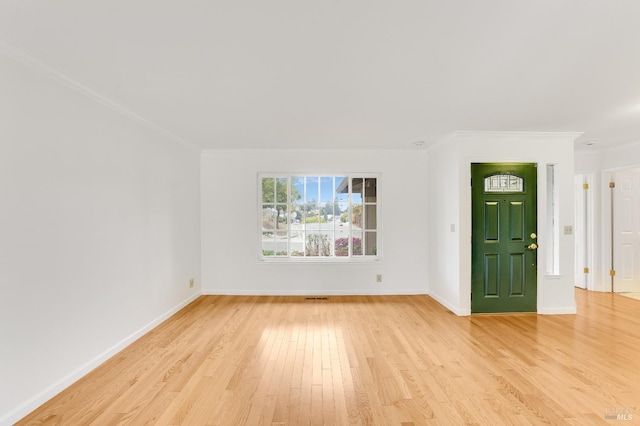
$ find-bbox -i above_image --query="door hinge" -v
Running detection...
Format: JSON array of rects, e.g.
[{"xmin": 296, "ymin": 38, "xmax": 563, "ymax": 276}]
[
  {"xmin": 609, "ymin": 181, "xmax": 616, "ymax": 189},
  {"xmin": 610, "ymin": 269, "xmax": 616, "ymax": 276},
  {"xmin": 583, "ymin": 183, "xmax": 589, "ymax": 190},
  {"xmin": 584, "ymin": 267, "xmax": 590, "ymax": 274}
]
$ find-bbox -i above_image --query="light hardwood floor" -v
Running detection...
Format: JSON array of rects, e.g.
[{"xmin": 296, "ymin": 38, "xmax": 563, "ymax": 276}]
[{"xmin": 18, "ymin": 289, "xmax": 640, "ymax": 425}]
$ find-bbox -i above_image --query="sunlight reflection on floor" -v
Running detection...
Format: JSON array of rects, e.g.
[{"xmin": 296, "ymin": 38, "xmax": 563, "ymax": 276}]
[{"xmin": 619, "ymin": 292, "xmax": 640, "ymax": 301}]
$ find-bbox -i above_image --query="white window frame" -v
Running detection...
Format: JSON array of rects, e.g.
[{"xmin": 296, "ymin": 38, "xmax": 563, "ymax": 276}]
[
  {"xmin": 258, "ymin": 173, "xmax": 381, "ymax": 262},
  {"xmin": 546, "ymin": 164, "xmax": 560, "ymax": 275}
]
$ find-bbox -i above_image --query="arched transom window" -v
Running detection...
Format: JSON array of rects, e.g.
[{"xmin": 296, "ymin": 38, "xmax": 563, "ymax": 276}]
[{"xmin": 484, "ymin": 174, "xmax": 524, "ymax": 193}]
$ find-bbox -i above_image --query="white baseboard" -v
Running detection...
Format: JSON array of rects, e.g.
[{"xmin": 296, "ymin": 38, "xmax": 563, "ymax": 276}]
[
  {"xmin": 1, "ymin": 292, "xmax": 201, "ymax": 426},
  {"xmin": 201, "ymin": 289, "xmax": 428, "ymax": 296},
  {"xmin": 428, "ymin": 292, "xmax": 470, "ymax": 316}
]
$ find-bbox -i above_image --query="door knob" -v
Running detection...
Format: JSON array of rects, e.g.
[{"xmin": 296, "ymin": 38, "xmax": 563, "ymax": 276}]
[{"xmin": 527, "ymin": 243, "xmax": 538, "ymax": 250}]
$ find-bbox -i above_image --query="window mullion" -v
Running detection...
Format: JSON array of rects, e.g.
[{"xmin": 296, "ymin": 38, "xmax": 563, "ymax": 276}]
[
  {"xmin": 287, "ymin": 176, "xmax": 291, "ymax": 257},
  {"xmin": 331, "ymin": 176, "xmax": 335, "ymax": 257},
  {"xmin": 348, "ymin": 177, "xmax": 352, "ymax": 257},
  {"xmin": 303, "ymin": 177, "xmax": 307, "ymax": 257}
]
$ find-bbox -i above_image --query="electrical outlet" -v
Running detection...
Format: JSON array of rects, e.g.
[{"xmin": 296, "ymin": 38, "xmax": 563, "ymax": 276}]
[
  {"xmin": 189, "ymin": 278, "xmax": 195, "ymax": 288},
  {"xmin": 376, "ymin": 274, "xmax": 382, "ymax": 283}
]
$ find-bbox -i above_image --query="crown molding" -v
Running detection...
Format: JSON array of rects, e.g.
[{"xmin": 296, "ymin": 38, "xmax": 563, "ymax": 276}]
[
  {"xmin": 0, "ymin": 39, "xmax": 200, "ymax": 153},
  {"xmin": 447, "ymin": 130, "xmax": 584, "ymax": 140},
  {"xmin": 427, "ymin": 130, "xmax": 584, "ymax": 152}
]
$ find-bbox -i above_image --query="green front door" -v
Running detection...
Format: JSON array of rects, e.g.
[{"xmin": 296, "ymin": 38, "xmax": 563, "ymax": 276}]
[{"xmin": 471, "ymin": 163, "xmax": 538, "ymax": 313}]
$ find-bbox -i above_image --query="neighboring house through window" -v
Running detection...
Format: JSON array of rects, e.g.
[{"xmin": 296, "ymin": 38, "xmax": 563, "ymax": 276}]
[{"xmin": 259, "ymin": 174, "xmax": 379, "ymax": 260}]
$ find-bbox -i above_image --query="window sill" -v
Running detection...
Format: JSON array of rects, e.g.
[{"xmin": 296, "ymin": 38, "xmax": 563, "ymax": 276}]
[{"xmin": 259, "ymin": 256, "xmax": 382, "ymax": 264}]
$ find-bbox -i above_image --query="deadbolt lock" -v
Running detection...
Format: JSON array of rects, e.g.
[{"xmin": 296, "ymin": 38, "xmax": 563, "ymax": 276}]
[{"xmin": 530, "ymin": 233, "xmax": 537, "ymax": 239}]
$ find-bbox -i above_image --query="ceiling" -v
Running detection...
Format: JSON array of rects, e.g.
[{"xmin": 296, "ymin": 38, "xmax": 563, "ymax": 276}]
[{"xmin": 2, "ymin": 0, "xmax": 640, "ymax": 151}]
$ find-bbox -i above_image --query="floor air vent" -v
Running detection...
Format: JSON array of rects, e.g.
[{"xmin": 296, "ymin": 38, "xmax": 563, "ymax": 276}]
[{"xmin": 305, "ymin": 297, "xmax": 328, "ymax": 301}]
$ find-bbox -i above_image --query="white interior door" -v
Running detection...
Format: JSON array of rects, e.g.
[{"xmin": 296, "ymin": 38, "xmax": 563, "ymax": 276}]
[{"xmin": 613, "ymin": 168, "xmax": 640, "ymax": 293}]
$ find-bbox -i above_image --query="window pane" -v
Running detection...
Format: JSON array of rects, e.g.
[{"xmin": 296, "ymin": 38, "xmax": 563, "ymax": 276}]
[
  {"xmin": 365, "ymin": 231, "xmax": 377, "ymax": 255},
  {"xmin": 262, "ymin": 178, "xmax": 275, "ymax": 203},
  {"xmin": 338, "ymin": 205, "xmax": 349, "ymax": 224},
  {"xmin": 276, "ymin": 177, "xmax": 288, "ymax": 202},
  {"xmin": 320, "ymin": 201, "xmax": 334, "ymax": 221},
  {"xmin": 335, "ymin": 225, "xmax": 349, "ymax": 240},
  {"xmin": 306, "ymin": 177, "xmax": 319, "ymax": 203},
  {"xmin": 320, "ymin": 176, "xmax": 334, "ymax": 203},
  {"xmin": 262, "ymin": 231, "xmax": 275, "ymax": 256},
  {"xmin": 306, "ymin": 233, "xmax": 330, "ymax": 257},
  {"xmin": 290, "ymin": 228, "xmax": 304, "ymax": 256},
  {"xmin": 364, "ymin": 178, "xmax": 377, "ymax": 200},
  {"xmin": 332, "ymin": 202, "xmax": 341, "ymax": 225},
  {"xmin": 351, "ymin": 204, "xmax": 363, "ymax": 229},
  {"xmin": 274, "ymin": 245, "xmax": 288, "ymax": 256},
  {"xmin": 291, "ymin": 204, "xmax": 303, "ymax": 224},
  {"xmin": 352, "ymin": 178, "xmax": 363, "ymax": 203},
  {"xmin": 334, "ymin": 237, "xmax": 349, "ymax": 256},
  {"xmin": 484, "ymin": 174, "xmax": 524, "ymax": 193},
  {"xmin": 547, "ymin": 165, "xmax": 559, "ymax": 274},
  {"xmin": 275, "ymin": 204, "xmax": 288, "ymax": 228},
  {"xmin": 262, "ymin": 204, "xmax": 275, "ymax": 230},
  {"xmin": 335, "ymin": 176, "xmax": 348, "ymax": 203},
  {"xmin": 292, "ymin": 176, "xmax": 305, "ymax": 203},
  {"xmin": 364, "ymin": 204, "xmax": 377, "ymax": 229},
  {"xmin": 352, "ymin": 231, "xmax": 363, "ymax": 256},
  {"xmin": 304, "ymin": 202, "xmax": 321, "ymax": 230}
]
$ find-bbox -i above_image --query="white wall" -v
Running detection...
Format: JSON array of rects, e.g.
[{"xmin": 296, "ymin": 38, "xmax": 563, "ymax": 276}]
[
  {"xmin": 576, "ymin": 141, "xmax": 640, "ymax": 292},
  {"xmin": 428, "ymin": 132, "xmax": 579, "ymax": 315},
  {"xmin": 0, "ymin": 52, "xmax": 201, "ymax": 425},
  {"xmin": 575, "ymin": 149, "xmax": 601, "ymax": 172},
  {"xmin": 600, "ymin": 141, "xmax": 640, "ymax": 171},
  {"xmin": 201, "ymin": 149, "xmax": 429, "ymax": 295},
  {"xmin": 426, "ymin": 140, "xmax": 462, "ymax": 313}
]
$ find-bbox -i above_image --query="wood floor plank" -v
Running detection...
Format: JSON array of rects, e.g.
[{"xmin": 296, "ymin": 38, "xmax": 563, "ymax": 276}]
[{"xmin": 16, "ymin": 290, "xmax": 640, "ymax": 425}]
